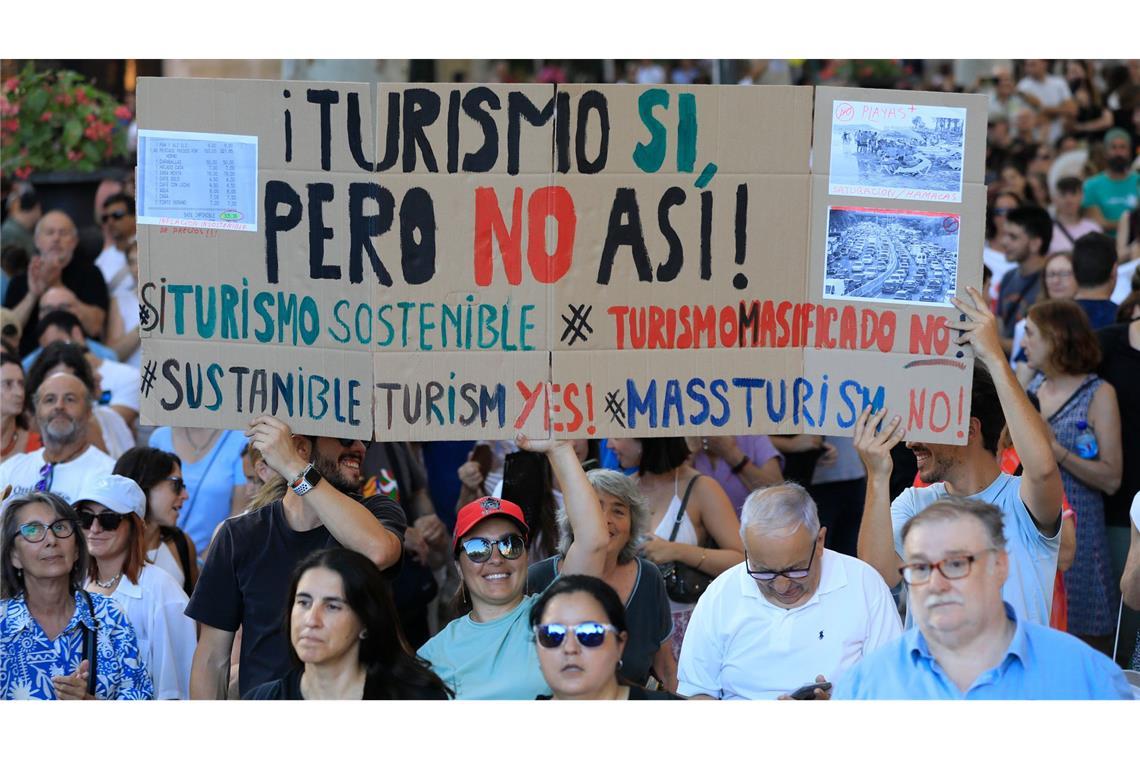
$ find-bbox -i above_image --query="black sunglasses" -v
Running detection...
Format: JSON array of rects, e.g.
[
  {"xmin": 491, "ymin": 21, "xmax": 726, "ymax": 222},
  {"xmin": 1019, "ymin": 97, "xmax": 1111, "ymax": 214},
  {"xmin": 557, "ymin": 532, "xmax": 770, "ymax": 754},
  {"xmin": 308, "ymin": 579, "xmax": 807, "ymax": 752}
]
[
  {"xmin": 335, "ymin": 438, "xmax": 359, "ymax": 447},
  {"xmin": 100, "ymin": 209, "xmax": 128, "ymax": 224},
  {"xmin": 459, "ymin": 534, "xmax": 525, "ymax": 563},
  {"xmin": 535, "ymin": 622, "xmax": 619, "ymax": 649},
  {"xmin": 166, "ymin": 476, "xmax": 186, "ymax": 493},
  {"xmin": 77, "ymin": 509, "xmax": 126, "ymax": 531}
]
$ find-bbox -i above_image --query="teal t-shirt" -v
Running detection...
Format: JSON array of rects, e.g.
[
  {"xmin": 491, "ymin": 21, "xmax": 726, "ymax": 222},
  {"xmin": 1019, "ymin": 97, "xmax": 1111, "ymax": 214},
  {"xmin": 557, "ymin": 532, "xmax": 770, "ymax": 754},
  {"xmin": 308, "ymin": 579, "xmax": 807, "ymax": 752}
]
[
  {"xmin": 417, "ymin": 596, "xmax": 550, "ymax": 700},
  {"xmin": 1082, "ymin": 172, "xmax": 1139, "ymax": 231}
]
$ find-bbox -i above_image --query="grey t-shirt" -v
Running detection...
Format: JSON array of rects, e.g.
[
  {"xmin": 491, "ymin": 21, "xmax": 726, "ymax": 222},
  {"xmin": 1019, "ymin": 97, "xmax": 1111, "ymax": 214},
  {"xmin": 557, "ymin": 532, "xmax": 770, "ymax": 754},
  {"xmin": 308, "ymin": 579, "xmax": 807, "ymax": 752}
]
[{"xmin": 527, "ymin": 556, "xmax": 673, "ymax": 686}]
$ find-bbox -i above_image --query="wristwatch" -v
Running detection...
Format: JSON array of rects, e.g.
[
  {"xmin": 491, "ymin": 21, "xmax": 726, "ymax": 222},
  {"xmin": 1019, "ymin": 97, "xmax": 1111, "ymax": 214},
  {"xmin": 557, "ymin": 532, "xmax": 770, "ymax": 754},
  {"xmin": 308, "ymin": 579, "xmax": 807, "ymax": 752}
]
[{"xmin": 290, "ymin": 463, "xmax": 323, "ymax": 496}]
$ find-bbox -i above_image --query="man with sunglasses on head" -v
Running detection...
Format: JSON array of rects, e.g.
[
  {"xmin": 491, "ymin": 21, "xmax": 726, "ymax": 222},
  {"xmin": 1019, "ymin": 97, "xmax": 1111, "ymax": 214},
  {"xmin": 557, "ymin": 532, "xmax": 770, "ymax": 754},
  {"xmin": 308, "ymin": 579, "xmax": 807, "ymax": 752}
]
[
  {"xmin": 677, "ymin": 483, "xmax": 900, "ymax": 700},
  {"xmin": 835, "ymin": 498, "xmax": 1131, "ymax": 699},
  {"xmin": 186, "ymin": 416, "xmax": 406, "ymax": 699},
  {"xmin": 0, "ymin": 371, "xmax": 113, "ymax": 504}
]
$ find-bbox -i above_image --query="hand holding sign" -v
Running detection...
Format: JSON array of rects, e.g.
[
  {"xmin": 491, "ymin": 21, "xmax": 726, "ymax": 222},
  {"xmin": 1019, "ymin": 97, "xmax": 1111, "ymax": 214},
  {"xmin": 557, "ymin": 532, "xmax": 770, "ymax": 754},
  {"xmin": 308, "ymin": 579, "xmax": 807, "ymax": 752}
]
[
  {"xmin": 950, "ymin": 286, "xmax": 1001, "ymax": 368},
  {"xmin": 246, "ymin": 415, "xmax": 308, "ymax": 482},
  {"xmin": 853, "ymin": 406, "xmax": 906, "ymax": 481}
]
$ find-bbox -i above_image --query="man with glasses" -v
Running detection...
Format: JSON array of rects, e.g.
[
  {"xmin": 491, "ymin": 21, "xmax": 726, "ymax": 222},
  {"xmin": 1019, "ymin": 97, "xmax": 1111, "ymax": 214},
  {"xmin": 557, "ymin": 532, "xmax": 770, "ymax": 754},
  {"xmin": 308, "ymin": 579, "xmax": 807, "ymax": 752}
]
[
  {"xmin": 0, "ymin": 371, "xmax": 113, "ymax": 503},
  {"xmin": 677, "ymin": 483, "xmax": 900, "ymax": 700},
  {"xmin": 835, "ymin": 498, "xmax": 1131, "ymax": 699},
  {"xmin": 186, "ymin": 416, "xmax": 406, "ymax": 699}
]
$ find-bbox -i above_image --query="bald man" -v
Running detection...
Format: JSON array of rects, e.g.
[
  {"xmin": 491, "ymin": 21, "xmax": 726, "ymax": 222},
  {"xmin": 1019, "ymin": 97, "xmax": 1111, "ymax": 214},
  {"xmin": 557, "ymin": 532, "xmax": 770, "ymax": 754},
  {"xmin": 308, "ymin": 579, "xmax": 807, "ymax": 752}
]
[
  {"xmin": 0, "ymin": 372, "xmax": 114, "ymax": 503},
  {"xmin": 3, "ymin": 210, "xmax": 110, "ymax": 356}
]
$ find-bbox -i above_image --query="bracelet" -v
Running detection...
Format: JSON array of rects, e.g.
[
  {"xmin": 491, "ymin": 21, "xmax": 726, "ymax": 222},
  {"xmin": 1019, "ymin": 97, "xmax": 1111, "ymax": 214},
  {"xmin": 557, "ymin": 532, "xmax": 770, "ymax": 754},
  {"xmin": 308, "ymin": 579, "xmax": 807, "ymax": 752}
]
[
  {"xmin": 694, "ymin": 549, "xmax": 708, "ymax": 570},
  {"xmin": 731, "ymin": 455, "xmax": 751, "ymax": 475}
]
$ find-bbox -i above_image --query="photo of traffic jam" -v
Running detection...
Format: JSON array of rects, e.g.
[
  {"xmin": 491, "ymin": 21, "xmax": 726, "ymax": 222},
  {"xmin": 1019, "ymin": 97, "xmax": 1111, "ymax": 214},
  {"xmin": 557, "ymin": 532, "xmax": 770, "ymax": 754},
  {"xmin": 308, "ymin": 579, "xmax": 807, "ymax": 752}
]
[
  {"xmin": 829, "ymin": 102, "xmax": 967, "ymax": 202},
  {"xmin": 822, "ymin": 207, "xmax": 960, "ymax": 307}
]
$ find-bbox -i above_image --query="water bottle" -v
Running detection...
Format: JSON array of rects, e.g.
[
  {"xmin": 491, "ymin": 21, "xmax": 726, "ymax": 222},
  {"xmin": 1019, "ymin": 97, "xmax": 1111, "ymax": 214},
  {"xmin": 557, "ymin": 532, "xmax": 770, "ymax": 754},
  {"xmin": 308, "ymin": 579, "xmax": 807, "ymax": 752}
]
[{"xmin": 1074, "ymin": 420, "xmax": 1099, "ymax": 460}]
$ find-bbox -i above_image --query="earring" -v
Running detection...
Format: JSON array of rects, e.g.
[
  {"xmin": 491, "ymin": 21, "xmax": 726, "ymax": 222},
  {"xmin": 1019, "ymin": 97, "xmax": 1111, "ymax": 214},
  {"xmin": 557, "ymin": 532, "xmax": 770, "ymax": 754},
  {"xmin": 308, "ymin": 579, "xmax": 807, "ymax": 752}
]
[
  {"xmin": 359, "ymin": 630, "xmax": 368, "ymax": 640},
  {"xmin": 618, "ymin": 658, "xmax": 624, "ymax": 669}
]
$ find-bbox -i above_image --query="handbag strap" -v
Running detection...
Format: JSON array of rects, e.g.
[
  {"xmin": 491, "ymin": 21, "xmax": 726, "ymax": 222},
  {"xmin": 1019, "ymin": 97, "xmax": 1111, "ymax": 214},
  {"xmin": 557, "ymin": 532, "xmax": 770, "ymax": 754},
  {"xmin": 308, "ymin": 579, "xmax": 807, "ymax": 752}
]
[
  {"xmin": 79, "ymin": 589, "xmax": 98, "ymax": 696},
  {"xmin": 668, "ymin": 475, "xmax": 702, "ymax": 542}
]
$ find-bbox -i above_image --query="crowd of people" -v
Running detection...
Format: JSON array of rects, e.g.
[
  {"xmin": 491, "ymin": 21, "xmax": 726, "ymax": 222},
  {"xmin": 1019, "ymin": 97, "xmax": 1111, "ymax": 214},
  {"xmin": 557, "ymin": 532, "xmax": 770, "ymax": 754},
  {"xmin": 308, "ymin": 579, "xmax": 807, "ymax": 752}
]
[{"xmin": 1, "ymin": 58, "xmax": 1139, "ymax": 701}]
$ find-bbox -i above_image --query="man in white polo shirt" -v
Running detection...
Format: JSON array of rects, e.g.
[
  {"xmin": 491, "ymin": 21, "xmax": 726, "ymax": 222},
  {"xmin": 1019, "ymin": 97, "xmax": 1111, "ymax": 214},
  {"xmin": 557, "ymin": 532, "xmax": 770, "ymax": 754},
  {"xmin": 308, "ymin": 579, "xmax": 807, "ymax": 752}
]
[{"xmin": 677, "ymin": 483, "xmax": 901, "ymax": 700}]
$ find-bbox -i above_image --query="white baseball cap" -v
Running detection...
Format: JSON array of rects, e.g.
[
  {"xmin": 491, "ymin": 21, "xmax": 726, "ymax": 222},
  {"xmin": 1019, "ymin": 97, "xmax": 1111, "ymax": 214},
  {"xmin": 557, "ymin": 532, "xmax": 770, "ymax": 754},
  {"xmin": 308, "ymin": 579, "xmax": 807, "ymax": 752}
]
[{"xmin": 72, "ymin": 475, "xmax": 146, "ymax": 520}]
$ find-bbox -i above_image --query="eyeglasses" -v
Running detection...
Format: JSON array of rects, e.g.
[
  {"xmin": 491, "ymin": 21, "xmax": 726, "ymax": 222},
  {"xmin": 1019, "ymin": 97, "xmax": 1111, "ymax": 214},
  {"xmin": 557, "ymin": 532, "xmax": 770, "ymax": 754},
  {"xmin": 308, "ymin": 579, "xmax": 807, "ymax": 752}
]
[
  {"xmin": 18, "ymin": 519, "xmax": 76, "ymax": 543},
  {"xmin": 459, "ymin": 534, "xmax": 526, "ymax": 563},
  {"xmin": 1045, "ymin": 270, "xmax": 1073, "ymax": 280},
  {"xmin": 992, "ymin": 208, "xmax": 1011, "ymax": 216},
  {"xmin": 76, "ymin": 509, "xmax": 125, "ymax": 532},
  {"xmin": 534, "ymin": 622, "xmax": 619, "ymax": 649},
  {"xmin": 335, "ymin": 438, "xmax": 359, "ymax": 448},
  {"xmin": 166, "ymin": 476, "xmax": 186, "ymax": 493},
  {"xmin": 899, "ymin": 549, "xmax": 998, "ymax": 585},
  {"xmin": 745, "ymin": 535, "xmax": 820, "ymax": 582},
  {"xmin": 34, "ymin": 462, "xmax": 54, "ymax": 493},
  {"xmin": 100, "ymin": 209, "xmax": 128, "ymax": 224}
]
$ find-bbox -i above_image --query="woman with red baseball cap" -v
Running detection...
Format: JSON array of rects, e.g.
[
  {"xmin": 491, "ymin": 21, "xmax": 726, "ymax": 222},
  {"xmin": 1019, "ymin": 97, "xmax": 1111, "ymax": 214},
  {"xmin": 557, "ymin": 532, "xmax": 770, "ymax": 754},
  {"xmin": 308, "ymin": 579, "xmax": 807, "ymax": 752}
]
[{"xmin": 417, "ymin": 433, "xmax": 608, "ymax": 699}]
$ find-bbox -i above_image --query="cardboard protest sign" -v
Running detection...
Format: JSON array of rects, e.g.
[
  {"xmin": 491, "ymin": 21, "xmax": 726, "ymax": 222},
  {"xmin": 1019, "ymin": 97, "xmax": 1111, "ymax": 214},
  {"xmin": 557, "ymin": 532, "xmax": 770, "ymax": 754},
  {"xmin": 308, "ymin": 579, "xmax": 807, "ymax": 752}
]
[{"xmin": 137, "ymin": 78, "xmax": 985, "ymax": 442}]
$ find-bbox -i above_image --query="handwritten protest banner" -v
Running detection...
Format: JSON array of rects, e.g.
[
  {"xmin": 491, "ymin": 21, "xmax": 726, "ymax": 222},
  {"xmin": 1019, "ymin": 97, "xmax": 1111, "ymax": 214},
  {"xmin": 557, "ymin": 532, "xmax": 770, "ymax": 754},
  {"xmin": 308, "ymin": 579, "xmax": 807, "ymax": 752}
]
[{"xmin": 136, "ymin": 79, "xmax": 986, "ymax": 441}]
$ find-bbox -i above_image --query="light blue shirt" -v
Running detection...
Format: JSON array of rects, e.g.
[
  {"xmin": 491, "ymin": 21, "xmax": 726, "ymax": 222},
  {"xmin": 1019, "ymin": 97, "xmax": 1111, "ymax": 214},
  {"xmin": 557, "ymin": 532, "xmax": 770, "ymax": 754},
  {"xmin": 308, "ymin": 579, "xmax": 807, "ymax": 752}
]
[
  {"xmin": 834, "ymin": 604, "xmax": 1132, "ymax": 700},
  {"xmin": 892, "ymin": 473, "xmax": 1059, "ymax": 627},
  {"xmin": 149, "ymin": 427, "xmax": 247, "ymax": 552},
  {"xmin": 417, "ymin": 595, "xmax": 550, "ymax": 700}
]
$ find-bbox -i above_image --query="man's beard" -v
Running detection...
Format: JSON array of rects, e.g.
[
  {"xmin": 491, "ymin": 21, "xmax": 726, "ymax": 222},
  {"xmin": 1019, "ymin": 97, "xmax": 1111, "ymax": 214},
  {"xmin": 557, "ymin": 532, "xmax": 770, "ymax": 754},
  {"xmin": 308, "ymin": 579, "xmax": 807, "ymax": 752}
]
[
  {"xmin": 40, "ymin": 413, "xmax": 84, "ymax": 449},
  {"xmin": 313, "ymin": 450, "xmax": 363, "ymax": 494}
]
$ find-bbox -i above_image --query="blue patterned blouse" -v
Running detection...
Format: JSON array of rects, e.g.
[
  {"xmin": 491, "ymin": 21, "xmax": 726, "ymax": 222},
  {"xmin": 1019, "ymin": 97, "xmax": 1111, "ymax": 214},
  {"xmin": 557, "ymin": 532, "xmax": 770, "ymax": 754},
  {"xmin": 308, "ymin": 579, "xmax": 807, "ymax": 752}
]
[{"xmin": 1, "ymin": 590, "xmax": 154, "ymax": 700}]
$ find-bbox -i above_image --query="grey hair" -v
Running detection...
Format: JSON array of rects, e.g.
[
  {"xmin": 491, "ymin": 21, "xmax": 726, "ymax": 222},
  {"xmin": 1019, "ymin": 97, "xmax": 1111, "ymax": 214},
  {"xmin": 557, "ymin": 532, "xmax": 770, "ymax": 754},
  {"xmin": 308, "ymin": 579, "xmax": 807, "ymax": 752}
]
[
  {"xmin": 740, "ymin": 482, "xmax": 820, "ymax": 541},
  {"xmin": 555, "ymin": 469, "xmax": 649, "ymax": 564},
  {"xmin": 1, "ymin": 491, "xmax": 89, "ymax": 598},
  {"xmin": 32, "ymin": 210, "xmax": 77, "ymax": 241},
  {"xmin": 901, "ymin": 497, "xmax": 1007, "ymax": 551}
]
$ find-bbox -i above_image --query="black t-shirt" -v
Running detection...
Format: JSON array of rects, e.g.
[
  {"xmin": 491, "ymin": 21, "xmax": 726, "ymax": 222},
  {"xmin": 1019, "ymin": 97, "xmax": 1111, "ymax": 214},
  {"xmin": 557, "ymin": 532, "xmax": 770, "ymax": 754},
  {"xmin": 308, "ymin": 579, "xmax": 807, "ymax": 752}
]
[
  {"xmin": 1097, "ymin": 323, "xmax": 1140, "ymax": 527},
  {"xmin": 244, "ymin": 668, "xmax": 450, "ymax": 700},
  {"xmin": 4, "ymin": 258, "xmax": 111, "ymax": 356},
  {"xmin": 185, "ymin": 495, "xmax": 406, "ymax": 697}
]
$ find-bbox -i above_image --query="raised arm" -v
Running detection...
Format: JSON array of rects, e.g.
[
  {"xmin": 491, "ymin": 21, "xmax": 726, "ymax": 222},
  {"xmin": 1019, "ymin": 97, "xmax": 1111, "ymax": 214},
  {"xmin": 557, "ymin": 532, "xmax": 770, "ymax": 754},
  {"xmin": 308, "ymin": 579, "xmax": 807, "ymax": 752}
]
[
  {"xmin": 952, "ymin": 286, "xmax": 1063, "ymax": 528},
  {"xmin": 854, "ymin": 407, "xmax": 908, "ymax": 587},
  {"xmin": 518, "ymin": 432, "xmax": 607, "ymax": 577},
  {"xmin": 247, "ymin": 416, "xmax": 403, "ymax": 570}
]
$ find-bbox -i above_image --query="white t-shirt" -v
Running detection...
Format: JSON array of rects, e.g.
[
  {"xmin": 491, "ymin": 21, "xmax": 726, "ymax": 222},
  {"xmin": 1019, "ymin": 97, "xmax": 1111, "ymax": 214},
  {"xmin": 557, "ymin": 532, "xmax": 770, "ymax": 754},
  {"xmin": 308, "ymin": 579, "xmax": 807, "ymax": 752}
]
[
  {"xmin": 1131, "ymin": 492, "xmax": 1139, "ymax": 531},
  {"xmin": 1016, "ymin": 74, "xmax": 1072, "ymax": 144},
  {"xmin": 95, "ymin": 357, "xmax": 140, "ymax": 413},
  {"xmin": 677, "ymin": 551, "xmax": 902, "ymax": 699},
  {"xmin": 0, "ymin": 446, "xmax": 115, "ymax": 504},
  {"xmin": 1112, "ymin": 259, "xmax": 1139, "ymax": 304},
  {"xmin": 94, "ymin": 405, "xmax": 135, "ymax": 460},
  {"xmin": 95, "ymin": 245, "xmax": 135, "ymax": 301},
  {"xmin": 983, "ymin": 244, "xmax": 1016, "ymax": 302},
  {"xmin": 106, "ymin": 564, "xmax": 196, "ymax": 700}
]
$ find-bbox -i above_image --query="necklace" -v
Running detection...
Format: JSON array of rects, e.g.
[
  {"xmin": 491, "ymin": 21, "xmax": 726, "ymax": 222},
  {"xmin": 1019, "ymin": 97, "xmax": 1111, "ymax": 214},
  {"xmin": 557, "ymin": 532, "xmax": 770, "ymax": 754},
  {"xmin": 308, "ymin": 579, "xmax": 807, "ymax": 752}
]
[
  {"xmin": 93, "ymin": 572, "xmax": 122, "ymax": 590},
  {"xmin": 182, "ymin": 428, "xmax": 219, "ymax": 452}
]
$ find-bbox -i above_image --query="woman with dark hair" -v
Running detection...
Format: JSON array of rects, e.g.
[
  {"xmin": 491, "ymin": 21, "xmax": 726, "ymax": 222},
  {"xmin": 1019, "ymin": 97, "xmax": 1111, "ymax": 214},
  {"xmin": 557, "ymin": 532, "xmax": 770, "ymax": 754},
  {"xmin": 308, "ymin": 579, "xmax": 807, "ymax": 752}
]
[
  {"xmin": 530, "ymin": 574, "xmax": 682, "ymax": 700},
  {"xmin": 606, "ymin": 436, "xmax": 743, "ymax": 657},
  {"xmin": 245, "ymin": 547, "xmax": 451, "ymax": 700},
  {"xmin": 0, "ymin": 491, "xmax": 153, "ymax": 699},
  {"xmin": 528, "ymin": 468, "xmax": 677, "ymax": 690},
  {"xmin": 1024, "ymin": 299, "xmax": 1122, "ymax": 652},
  {"xmin": 417, "ymin": 434, "xmax": 607, "ymax": 699},
  {"xmin": 25, "ymin": 341, "xmax": 133, "ymax": 458},
  {"xmin": 113, "ymin": 446, "xmax": 198, "ymax": 595},
  {"xmin": 1012, "ymin": 251, "xmax": 1078, "ymax": 387},
  {"xmin": 74, "ymin": 474, "xmax": 196, "ymax": 699},
  {"xmin": 0, "ymin": 352, "xmax": 37, "ymax": 462},
  {"xmin": 1066, "ymin": 60, "xmax": 1113, "ymax": 143}
]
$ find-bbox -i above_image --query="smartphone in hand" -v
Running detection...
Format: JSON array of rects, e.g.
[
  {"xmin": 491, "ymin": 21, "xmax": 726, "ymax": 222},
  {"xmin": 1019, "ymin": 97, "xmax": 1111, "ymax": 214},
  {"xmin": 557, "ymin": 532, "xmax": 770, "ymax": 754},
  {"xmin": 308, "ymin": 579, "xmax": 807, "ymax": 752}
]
[{"xmin": 788, "ymin": 681, "xmax": 832, "ymax": 700}]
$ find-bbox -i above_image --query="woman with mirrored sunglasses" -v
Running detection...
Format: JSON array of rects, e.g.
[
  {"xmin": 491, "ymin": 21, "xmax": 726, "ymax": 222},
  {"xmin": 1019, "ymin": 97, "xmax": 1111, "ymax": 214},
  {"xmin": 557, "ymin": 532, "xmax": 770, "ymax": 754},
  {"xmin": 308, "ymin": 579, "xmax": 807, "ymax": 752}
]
[
  {"xmin": 75, "ymin": 474, "xmax": 197, "ymax": 700},
  {"xmin": 246, "ymin": 547, "xmax": 451, "ymax": 700},
  {"xmin": 114, "ymin": 446, "xmax": 199, "ymax": 596},
  {"xmin": 531, "ymin": 574, "xmax": 683, "ymax": 700},
  {"xmin": 527, "ymin": 468, "xmax": 678, "ymax": 691},
  {"xmin": 417, "ymin": 433, "xmax": 608, "ymax": 699},
  {"xmin": 0, "ymin": 491, "xmax": 153, "ymax": 699}
]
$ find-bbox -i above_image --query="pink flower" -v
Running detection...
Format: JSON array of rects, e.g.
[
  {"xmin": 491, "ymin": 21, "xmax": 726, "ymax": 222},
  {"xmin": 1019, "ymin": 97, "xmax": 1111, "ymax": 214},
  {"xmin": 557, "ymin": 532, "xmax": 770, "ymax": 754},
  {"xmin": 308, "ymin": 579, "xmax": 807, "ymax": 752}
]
[
  {"xmin": 85, "ymin": 112, "xmax": 97, "ymax": 123},
  {"xmin": 114, "ymin": 105, "xmax": 131, "ymax": 120},
  {"xmin": 14, "ymin": 165, "xmax": 32, "ymax": 180},
  {"xmin": 67, "ymin": 149, "xmax": 83, "ymax": 161},
  {"xmin": 40, "ymin": 111, "xmax": 53, "ymax": 122},
  {"xmin": 1, "ymin": 118, "xmax": 18, "ymax": 133},
  {"xmin": 2, "ymin": 77, "xmax": 18, "ymax": 93},
  {"xmin": 74, "ymin": 88, "xmax": 89, "ymax": 104}
]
